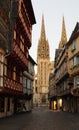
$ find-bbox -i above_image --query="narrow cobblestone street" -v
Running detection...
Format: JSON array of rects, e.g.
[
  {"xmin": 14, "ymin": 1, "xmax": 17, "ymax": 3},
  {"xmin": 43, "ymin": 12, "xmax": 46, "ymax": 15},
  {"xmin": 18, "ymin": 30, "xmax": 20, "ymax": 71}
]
[{"xmin": 0, "ymin": 107, "xmax": 79, "ymax": 130}]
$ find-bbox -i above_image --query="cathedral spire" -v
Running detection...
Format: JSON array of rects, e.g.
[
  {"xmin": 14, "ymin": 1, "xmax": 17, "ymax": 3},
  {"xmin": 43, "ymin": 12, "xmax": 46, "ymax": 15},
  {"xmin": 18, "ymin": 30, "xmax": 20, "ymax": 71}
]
[
  {"xmin": 40, "ymin": 14, "xmax": 46, "ymax": 40},
  {"xmin": 59, "ymin": 16, "xmax": 67, "ymax": 48},
  {"xmin": 37, "ymin": 14, "xmax": 49, "ymax": 59}
]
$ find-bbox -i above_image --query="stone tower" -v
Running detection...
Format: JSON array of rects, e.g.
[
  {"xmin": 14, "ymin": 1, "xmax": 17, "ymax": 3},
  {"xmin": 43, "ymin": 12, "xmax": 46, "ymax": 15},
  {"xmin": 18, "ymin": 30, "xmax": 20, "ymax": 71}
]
[
  {"xmin": 37, "ymin": 15, "xmax": 50, "ymax": 106},
  {"xmin": 59, "ymin": 16, "xmax": 67, "ymax": 48}
]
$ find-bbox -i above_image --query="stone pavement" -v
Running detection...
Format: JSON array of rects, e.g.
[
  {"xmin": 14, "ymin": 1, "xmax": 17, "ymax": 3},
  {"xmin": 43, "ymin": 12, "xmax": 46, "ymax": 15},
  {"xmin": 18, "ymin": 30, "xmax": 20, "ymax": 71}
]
[{"xmin": 0, "ymin": 107, "xmax": 79, "ymax": 130}]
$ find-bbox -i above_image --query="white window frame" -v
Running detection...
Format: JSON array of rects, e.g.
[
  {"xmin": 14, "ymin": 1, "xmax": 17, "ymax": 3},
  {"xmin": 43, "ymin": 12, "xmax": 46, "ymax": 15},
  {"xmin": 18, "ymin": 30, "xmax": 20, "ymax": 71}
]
[{"xmin": 71, "ymin": 40, "xmax": 76, "ymax": 51}]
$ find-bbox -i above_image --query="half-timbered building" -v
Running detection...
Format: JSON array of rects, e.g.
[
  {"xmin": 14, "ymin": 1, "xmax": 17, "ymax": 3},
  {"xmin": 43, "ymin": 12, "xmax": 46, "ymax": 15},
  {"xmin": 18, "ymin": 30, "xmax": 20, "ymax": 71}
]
[{"xmin": 0, "ymin": 0, "xmax": 36, "ymax": 118}]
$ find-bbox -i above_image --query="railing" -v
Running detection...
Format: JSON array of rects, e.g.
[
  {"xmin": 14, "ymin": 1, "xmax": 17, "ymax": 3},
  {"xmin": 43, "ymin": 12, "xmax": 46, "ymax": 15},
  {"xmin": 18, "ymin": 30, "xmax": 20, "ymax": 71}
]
[
  {"xmin": 61, "ymin": 88, "xmax": 72, "ymax": 95},
  {"xmin": 70, "ymin": 65, "xmax": 79, "ymax": 75},
  {"xmin": 57, "ymin": 69, "xmax": 68, "ymax": 84},
  {"xmin": 4, "ymin": 75, "xmax": 22, "ymax": 92}
]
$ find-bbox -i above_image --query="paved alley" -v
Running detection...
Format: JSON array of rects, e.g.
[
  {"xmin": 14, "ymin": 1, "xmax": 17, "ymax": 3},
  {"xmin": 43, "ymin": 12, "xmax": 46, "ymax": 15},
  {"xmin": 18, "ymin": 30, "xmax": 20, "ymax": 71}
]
[{"xmin": 0, "ymin": 107, "xmax": 79, "ymax": 130}]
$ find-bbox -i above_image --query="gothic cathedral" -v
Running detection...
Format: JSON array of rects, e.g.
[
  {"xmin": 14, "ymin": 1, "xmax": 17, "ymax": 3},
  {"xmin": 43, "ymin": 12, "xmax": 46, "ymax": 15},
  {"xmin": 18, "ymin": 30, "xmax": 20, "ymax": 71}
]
[{"xmin": 37, "ymin": 15, "xmax": 50, "ymax": 106}]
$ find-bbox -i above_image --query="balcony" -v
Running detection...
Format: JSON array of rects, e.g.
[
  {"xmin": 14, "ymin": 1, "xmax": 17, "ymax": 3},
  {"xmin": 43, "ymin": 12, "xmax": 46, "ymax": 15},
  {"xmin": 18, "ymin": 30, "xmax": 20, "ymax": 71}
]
[
  {"xmin": 61, "ymin": 88, "xmax": 72, "ymax": 96},
  {"xmin": 56, "ymin": 72, "xmax": 68, "ymax": 84},
  {"xmin": 3, "ymin": 75, "xmax": 23, "ymax": 94},
  {"xmin": 70, "ymin": 65, "xmax": 79, "ymax": 76},
  {"xmin": 55, "ymin": 65, "xmax": 68, "ymax": 84},
  {"xmin": 56, "ymin": 79, "xmax": 73, "ymax": 97}
]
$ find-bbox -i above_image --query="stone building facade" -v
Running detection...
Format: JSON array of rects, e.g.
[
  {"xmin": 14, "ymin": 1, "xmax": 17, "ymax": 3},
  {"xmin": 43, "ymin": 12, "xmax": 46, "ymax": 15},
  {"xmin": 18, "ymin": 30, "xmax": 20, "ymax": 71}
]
[
  {"xmin": 49, "ymin": 16, "xmax": 68, "ymax": 110},
  {"xmin": 36, "ymin": 15, "xmax": 50, "ymax": 106},
  {"xmin": 49, "ymin": 17, "xmax": 79, "ymax": 113}
]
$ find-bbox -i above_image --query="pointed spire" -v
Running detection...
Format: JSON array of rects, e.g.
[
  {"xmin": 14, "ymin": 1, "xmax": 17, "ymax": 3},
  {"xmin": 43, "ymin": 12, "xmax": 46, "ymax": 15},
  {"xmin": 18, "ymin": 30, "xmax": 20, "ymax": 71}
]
[
  {"xmin": 40, "ymin": 14, "xmax": 46, "ymax": 41},
  {"xmin": 59, "ymin": 16, "xmax": 67, "ymax": 48}
]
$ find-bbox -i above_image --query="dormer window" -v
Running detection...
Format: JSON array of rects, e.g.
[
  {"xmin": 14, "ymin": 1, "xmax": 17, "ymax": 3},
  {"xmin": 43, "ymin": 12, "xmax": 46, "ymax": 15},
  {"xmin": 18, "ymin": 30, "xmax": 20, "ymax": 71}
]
[
  {"xmin": 71, "ymin": 40, "xmax": 76, "ymax": 52},
  {"xmin": 70, "ymin": 56, "xmax": 79, "ymax": 69}
]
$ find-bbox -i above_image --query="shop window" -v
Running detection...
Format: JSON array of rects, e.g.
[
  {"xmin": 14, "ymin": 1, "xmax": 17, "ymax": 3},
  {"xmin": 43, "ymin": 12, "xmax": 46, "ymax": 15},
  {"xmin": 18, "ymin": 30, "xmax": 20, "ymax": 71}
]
[{"xmin": 13, "ymin": 66, "xmax": 16, "ymax": 80}]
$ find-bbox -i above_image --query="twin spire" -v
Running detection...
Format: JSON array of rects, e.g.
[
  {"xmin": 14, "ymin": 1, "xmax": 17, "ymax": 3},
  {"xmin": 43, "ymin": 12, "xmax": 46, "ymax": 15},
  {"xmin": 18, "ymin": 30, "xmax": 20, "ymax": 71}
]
[
  {"xmin": 59, "ymin": 16, "xmax": 67, "ymax": 48},
  {"xmin": 40, "ymin": 14, "xmax": 67, "ymax": 49}
]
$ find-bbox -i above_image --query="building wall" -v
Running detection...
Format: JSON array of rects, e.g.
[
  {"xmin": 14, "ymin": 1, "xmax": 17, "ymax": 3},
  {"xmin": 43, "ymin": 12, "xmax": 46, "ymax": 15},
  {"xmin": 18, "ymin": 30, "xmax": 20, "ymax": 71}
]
[
  {"xmin": 67, "ymin": 32, "xmax": 79, "ymax": 113},
  {"xmin": 0, "ymin": 0, "xmax": 36, "ymax": 118},
  {"xmin": 68, "ymin": 36, "xmax": 79, "ymax": 74},
  {"xmin": 0, "ymin": 97, "xmax": 14, "ymax": 118},
  {"xmin": 37, "ymin": 58, "xmax": 50, "ymax": 106},
  {"xmin": 49, "ymin": 22, "xmax": 79, "ymax": 113}
]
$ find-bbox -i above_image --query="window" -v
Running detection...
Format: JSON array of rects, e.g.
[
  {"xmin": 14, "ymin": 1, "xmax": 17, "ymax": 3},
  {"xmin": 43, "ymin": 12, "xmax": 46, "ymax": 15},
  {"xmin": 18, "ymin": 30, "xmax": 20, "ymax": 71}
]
[
  {"xmin": 20, "ymin": 72, "xmax": 22, "ymax": 84},
  {"xmin": 20, "ymin": 41, "xmax": 24, "ymax": 52},
  {"xmin": 71, "ymin": 58, "xmax": 74, "ymax": 68},
  {"xmin": 23, "ymin": 76, "xmax": 27, "ymax": 88},
  {"xmin": 13, "ymin": 66, "xmax": 16, "ymax": 80},
  {"xmin": 0, "ymin": 62, "xmax": 3, "ymax": 87},
  {"xmin": 27, "ymin": 79, "xmax": 30, "ymax": 89},
  {"xmin": 70, "ymin": 56, "xmax": 79, "ymax": 68},
  {"xmin": 71, "ymin": 40, "xmax": 76, "ymax": 51},
  {"xmin": 0, "ymin": 55, "xmax": 4, "ymax": 85},
  {"xmin": 0, "ymin": 53, "xmax": 4, "ymax": 62},
  {"xmin": 14, "ymin": 30, "xmax": 16, "ymax": 39},
  {"xmin": 30, "ymin": 80, "xmax": 32, "ymax": 89},
  {"xmin": 74, "ymin": 76, "xmax": 79, "ymax": 88},
  {"xmin": 20, "ymin": 35, "xmax": 24, "ymax": 52},
  {"xmin": 35, "ymin": 79, "xmax": 37, "ymax": 85},
  {"xmin": 4, "ymin": 64, "xmax": 7, "ymax": 76},
  {"xmin": 64, "ymin": 62, "xmax": 67, "ymax": 71},
  {"xmin": 16, "ymin": 68, "xmax": 20, "ymax": 82},
  {"xmin": 74, "ymin": 57, "xmax": 77, "ymax": 66},
  {"xmin": 76, "ymin": 55, "xmax": 79, "ymax": 65},
  {"xmin": 7, "ymin": 62, "xmax": 13, "ymax": 78},
  {"xmin": 35, "ymin": 87, "xmax": 38, "ymax": 93}
]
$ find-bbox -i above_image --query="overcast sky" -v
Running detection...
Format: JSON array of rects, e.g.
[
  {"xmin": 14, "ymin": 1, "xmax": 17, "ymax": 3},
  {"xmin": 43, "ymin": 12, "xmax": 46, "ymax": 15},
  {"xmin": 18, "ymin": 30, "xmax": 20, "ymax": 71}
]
[{"xmin": 30, "ymin": 0, "xmax": 79, "ymax": 62}]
